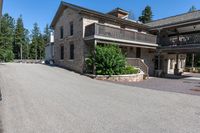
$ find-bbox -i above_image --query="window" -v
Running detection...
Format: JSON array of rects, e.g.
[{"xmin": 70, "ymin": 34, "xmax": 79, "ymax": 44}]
[
  {"xmin": 136, "ymin": 48, "xmax": 141, "ymax": 58},
  {"xmin": 70, "ymin": 44, "xmax": 74, "ymax": 60},
  {"xmin": 70, "ymin": 22, "xmax": 74, "ymax": 36},
  {"xmin": 60, "ymin": 26, "xmax": 64, "ymax": 39},
  {"xmin": 170, "ymin": 59, "xmax": 173, "ymax": 69},
  {"xmin": 60, "ymin": 46, "xmax": 64, "ymax": 60},
  {"xmin": 99, "ymin": 19, "xmax": 105, "ymax": 24},
  {"xmin": 120, "ymin": 25, "xmax": 126, "ymax": 29}
]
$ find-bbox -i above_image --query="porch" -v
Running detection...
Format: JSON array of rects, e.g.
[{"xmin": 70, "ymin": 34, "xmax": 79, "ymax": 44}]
[
  {"xmin": 151, "ymin": 21, "xmax": 200, "ymax": 76},
  {"xmin": 84, "ymin": 23, "xmax": 158, "ymax": 76}
]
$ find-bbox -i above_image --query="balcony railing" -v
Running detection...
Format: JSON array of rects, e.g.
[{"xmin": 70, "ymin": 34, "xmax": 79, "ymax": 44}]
[
  {"xmin": 160, "ymin": 32, "xmax": 200, "ymax": 47},
  {"xmin": 85, "ymin": 23, "xmax": 157, "ymax": 44}
]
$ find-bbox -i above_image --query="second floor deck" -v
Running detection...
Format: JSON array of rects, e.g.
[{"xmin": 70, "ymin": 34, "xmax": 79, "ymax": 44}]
[
  {"xmin": 84, "ymin": 23, "xmax": 158, "ymax": 47},
  {"xmin": 160, "ymin": 32, "xmax": 200, "ymax": 47}
]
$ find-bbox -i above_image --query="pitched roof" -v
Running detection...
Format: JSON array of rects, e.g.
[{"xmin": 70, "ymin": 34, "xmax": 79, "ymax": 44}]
[
  {"xmin": 50, "ymin": 1, "xmax": 149, "ymax": 29},
  {"xmin": 146, "ymin": 10, "xmax": 200, "ymax": 29},
  {"xmin": 107, "ymin": 8, "xmax": 129, "ymax": 15}
]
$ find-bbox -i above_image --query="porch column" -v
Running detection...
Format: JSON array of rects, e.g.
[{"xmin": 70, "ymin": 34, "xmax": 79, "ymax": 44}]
[
  {"xmin": 192, "ymin": 53, "xmax": 195, "ymax": 68},
  {"xmin": 158, "ymin": 52, "xmax": 161, "ymax": 70},
  {"xmin": 174, "ymin": 53, "xmax": 180, "ymax": 75},
  {"xmin": 93, "ymin": 40, "xmax": 97, "ymax": 75}
]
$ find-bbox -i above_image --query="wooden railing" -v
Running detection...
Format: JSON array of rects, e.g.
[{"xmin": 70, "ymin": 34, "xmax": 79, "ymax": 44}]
[
  {"xmin": 85, "ymin": 23, "xmax": 157, "ymax": 44},
  {"xmin": 160, "ymin": 32, "xmax": 200, "ymax": 47},
  {"xmin": 127, "ymin": 58, "xmax": 149, "ymax": 76}
]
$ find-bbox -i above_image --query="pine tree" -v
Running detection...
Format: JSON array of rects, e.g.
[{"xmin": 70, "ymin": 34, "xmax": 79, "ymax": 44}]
[
  {"xmin": 189, "ymin": 6, "xmax": 197, "ymax": 12},
  {"xmin": 138, "ymin": 5, "xmax": 153, "ymax": 23},
  {"xmin": 30, "ymin": 23, "xmax": 45, "ymax": 60},
  {"xmin": 30, "ymin": 23, "xmax": 40, "ymax": 59},
  {"xmin": 14, "ymin": 15, "xmax": 27, "ymax": 59},
  {"xmin": 38, "ymin": 33, "xmax": 45, "ymax": 59},
  {"xmin": 0, "ymin": 13, "xmax": 15, "ymax": 62},
  {"xmin": 23, "ymin": 29, "xmax": 30, "ymax": 59},
  {"xmin": 43, "ymin": 24, "xmax": 51, "ymax": 45}
]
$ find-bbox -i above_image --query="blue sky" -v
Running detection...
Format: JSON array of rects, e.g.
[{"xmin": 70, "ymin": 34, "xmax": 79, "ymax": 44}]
[{"xmin": 3, "ymin": 0, "xmax": 200, "ymax": 32}]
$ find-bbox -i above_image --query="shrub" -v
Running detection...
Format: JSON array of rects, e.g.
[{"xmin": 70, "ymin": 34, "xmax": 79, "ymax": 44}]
[
  {"xmin": 86, "ymin": 44, "xmax": 126, "ymax": 75},
  {"xmin": 86, "ymin": 44, "xmax": 139, "ymax": 75},
  {"xmin": 122, "ymin": 65, "xmax": 140, "ymax": 74},
  {"xmin": 0, "ymin": 49, "xmax": 14, "ymax": 62}
]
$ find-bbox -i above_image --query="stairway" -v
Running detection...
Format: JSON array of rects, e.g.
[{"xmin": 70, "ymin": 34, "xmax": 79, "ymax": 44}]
[{"xmin": 127, "ymin": 58, "xmax": 149, "ymax": 78}]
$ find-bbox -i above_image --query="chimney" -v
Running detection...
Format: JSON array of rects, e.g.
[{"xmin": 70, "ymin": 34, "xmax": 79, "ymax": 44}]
[
  {"xmin": 50, "ymin": 32, "xmax": 54, "ymax": 43},
  {"xmin": 107, "ymin": 8, "xmax": 129, "ymax": 19}
]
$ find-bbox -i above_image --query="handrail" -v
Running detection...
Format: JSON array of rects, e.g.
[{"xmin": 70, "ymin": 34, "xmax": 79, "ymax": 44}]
[
  {"xmin": 85, "ymin": 23, "xmax": 157, "ymax": 44},
  {"xmin": 127, "ymin": 58, "xmax": 149, "ymax": 76}
]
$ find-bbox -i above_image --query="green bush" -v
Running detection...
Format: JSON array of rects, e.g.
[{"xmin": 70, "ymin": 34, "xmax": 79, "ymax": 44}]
[
  {"xmin": 0, "ymin": 49, "xmax": 14, "ymax": 62},
  {"xmin": 122, "ymin": 65, "xmax": 140, "ymax": 74},
  {"xmin": 86, "ymin": 44, "xmax": 139, "ymax": 75}
]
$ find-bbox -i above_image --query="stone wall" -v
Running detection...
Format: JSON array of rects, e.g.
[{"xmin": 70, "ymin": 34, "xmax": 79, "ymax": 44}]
[
  {"xmin": 95, "ymin": 73, "xmax": 144, "ymax": 82},
  {"xmin": 164, "ymin": 54, "xmax": 186, "ymax": 74},
  {"xmin": 53, "ymin": 8, "xmax": 85, "ymax": 73},
  {"xmin": 53, "ymin": 7, "xmax": 156, "ymax": 74}
]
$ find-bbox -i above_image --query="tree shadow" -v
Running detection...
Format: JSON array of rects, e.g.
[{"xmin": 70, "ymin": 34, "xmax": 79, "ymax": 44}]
[{"xmin": 0, "ymin": 118, "xmax": 3, "ymax": 133}]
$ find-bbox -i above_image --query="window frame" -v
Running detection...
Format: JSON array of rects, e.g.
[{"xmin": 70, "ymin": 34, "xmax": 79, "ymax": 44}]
[
  {"xmin": 60, "ymin": 45, "xmax": 64, "ymax": 60},
  {"xmin": 70, "ymin": 21, "xmax": 74, "ymax": 36},
  {"xmin": 60, "ymin": 26, "xmax": 64, "ymax": 39},
  {"xmin": 69, "ymin": 43, "xmax": 74, "ymax": 60},
  {"xmin": 136, "ymin": 47, "xmax": 141, "ymax": 58}
]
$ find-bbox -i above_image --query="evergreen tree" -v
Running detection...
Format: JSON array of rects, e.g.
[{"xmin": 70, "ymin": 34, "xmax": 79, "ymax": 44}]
[
  {"xmin": 30, "ymin": 23, "xmax": 45, "ymax": 60},
  {"xmin": 14, "ymin": 15, "xmax": 28, "ymax": 59},
  {"xmin": 38, "ymin": 33, "xmax": 45, "ymax": 59},
  {"xmin": 30, "ymin": 23, "xmax": 40, "ymax": 59},
  {"xmin": 0, "ymin": 13, "xmax": 15, "ymax": 62},
  {"xmin": 138, "ymin": 5, "xmax": 153, "ymax": 23},
  {"xmin": 188, "ymin": 6, "xmax": 197, "ymax": 12},
  {"xmin": 43, "ymin": 24, "xmax": 51, "ymax": 45},
  {"xmin": 23, "ymin": 29, "xmax": 30, "ymax": 59}
]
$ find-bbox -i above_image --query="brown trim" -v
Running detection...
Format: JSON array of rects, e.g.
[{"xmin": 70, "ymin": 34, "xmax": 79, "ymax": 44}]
[
  {"xmin": 168, "ymin": 30, "xmax": 200, "ymax": 37},
  {"xmin": 149, "ymin": 19, "xmax": 200, "ymax": 31},
  {"xmin": 50, "ymin": 1, "xmax": 149, "ymax": 30}
]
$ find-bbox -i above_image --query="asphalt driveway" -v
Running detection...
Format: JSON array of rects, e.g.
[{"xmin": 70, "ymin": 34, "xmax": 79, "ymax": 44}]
[
  {"xmin": 0, "ymin": 63, "xmax": 200, "ymax": 133},
  {"xmin": 116, "ymin": 75, "xmax": 200, "ymax": 96}
]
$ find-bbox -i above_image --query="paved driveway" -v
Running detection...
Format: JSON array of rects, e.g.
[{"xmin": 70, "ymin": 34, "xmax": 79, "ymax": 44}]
[
  {"xmin": 115, "ymin": 73, "xmax": 200, "ymax": 96},
  {"xmin": 0, "ymin": 63, "xmax": 200, "ymax": 133}
]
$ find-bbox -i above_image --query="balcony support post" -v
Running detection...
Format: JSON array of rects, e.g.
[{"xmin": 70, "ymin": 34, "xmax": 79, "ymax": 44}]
[
  {"xmin": 174, "ymin": 53, "xmax": 180, "ymax": 75},
  {"xmin": 158, "ymin": 52, "xmax": 161, "ymax": 70},
  {"xmin": 93, "ymin": 40, "xmax": 97, "ymax": 76}
]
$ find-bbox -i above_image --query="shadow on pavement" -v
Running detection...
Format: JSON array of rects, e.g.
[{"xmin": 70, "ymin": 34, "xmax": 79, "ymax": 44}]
[{"xmin": 0, "ymin": 121, "xmax": 3, "ymax": 133}]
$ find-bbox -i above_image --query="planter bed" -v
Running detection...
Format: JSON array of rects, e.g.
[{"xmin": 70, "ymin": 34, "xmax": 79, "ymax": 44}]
[{"xmin": 86, "ymin": 72, "xmax": 144, "ymax": 82}]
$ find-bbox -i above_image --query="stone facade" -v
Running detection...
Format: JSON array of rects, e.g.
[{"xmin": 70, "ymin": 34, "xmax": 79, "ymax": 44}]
[
  {"xmin": 53, "ymin": 8, "xmax": 85, "ymax": 73},
  {"xmin": 95, "ymin": 73, "xmax": 144, "ymax": 82},
  {"xmin": 53, "ymin": 7, "xmax": 156, "ymax": 74}
]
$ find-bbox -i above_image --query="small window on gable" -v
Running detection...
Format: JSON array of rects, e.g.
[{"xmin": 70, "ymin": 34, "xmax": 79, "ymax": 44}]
[
  {"xmin": 60, "ymin": 26, "xmax": 64, "ymax": 39},
  {"xmin": 70, "ymin": 21, "xmax": 74, "ymax": 36}
]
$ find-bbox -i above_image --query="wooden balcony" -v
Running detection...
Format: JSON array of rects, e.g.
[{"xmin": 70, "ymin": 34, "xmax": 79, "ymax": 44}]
[
  {"xmin": 159, "ymin": 32, "xmax": 200, "ymax": 53},
  {"xmin": 160, "ymin": 32, "xmax": 200, "ymax": 47},
  {"xmin": 84, "ymin": 23, "xmax": 157, "ymax": 45}
]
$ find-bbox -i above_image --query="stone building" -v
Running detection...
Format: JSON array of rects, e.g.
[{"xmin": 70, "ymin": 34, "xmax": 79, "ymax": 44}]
[{"xmin": 50, "ymin": 1, "xmax": 200, "ymax": 76}]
